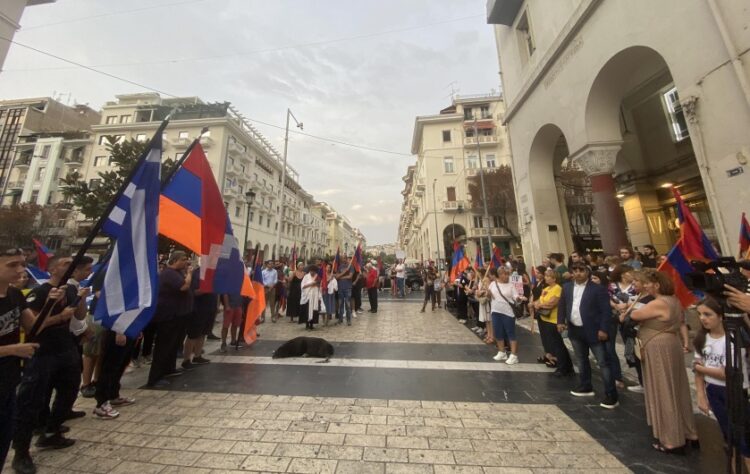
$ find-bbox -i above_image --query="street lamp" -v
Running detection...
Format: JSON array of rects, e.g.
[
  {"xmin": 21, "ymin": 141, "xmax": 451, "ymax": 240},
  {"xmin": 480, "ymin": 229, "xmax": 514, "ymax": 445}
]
[
  {"xmin": 451, "ymin": 205, "xmax": 464, "ymax": 242},
  {"xmin": 275, "ymin": 108, "xmax": 303, "ymax": 261},
  {"xmin": 243, "ymin": 190, "xmax": 256, "ymax": 258},
  {"xmin": 431, "ymin": 179, "xmax": 442, "ymax": 270}
]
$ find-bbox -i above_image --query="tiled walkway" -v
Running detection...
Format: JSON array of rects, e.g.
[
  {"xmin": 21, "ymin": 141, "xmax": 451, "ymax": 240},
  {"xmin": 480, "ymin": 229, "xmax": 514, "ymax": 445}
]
[{"xmin": 6, "ymin": 292, "xmax": 717, "ymax": 473}]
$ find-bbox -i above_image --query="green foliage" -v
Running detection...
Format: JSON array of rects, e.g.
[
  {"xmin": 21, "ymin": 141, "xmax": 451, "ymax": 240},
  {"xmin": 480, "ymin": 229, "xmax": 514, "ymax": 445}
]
[
  {"xmin": 466, "ymin": 165, "xmax": 519, "ymax": 243},
  {"xmin": 0, "ymin": 203, "xmax": 64, "ymax": 248}
]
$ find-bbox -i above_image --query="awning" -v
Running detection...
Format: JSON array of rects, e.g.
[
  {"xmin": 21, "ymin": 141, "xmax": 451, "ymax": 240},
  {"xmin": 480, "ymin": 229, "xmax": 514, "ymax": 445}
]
[{"xmin": 464, "ymin": 121, "xmax": 495, "ymax": 130}]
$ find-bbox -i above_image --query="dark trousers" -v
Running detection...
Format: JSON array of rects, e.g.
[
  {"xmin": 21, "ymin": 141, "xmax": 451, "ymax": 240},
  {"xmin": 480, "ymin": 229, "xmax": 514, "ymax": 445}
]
[
  {"xmin": 367, "ymin": 287, "xmax": 378, "ymax": 312},
  {"xmin": 456, "ymin": 294, "xmax": 467, "ymax": 319},
  {"xmin": 1, "ymin": 388, "xmax": 16, "ymax": 468},
  {"xmin": 13, "ymin": 348, "xmax": 80, "ymax": 453},
  {"xmin": 568, "ymin": 325, "xmax": 616, "ymax": 398},
  {"xmin": 95, "ymin": 331, "xmax": 135, "ymax": 407},
  {"xmin": 421, "ymin": 286, "xmax": 435, "ymax": 311},
  {"xmin": 353, "ymin": 286, "xmax": 363, "ymax": 311},
  {"xmin": 605, "ymin": 317, "xmax": 623, "ymax": 381},
  {"xmin": 147, "ymin": 317, "xmax": 185, "ymax": 386},
  {"xmin": 139, "ymin": 323, "xmax": 157, "ymax": 358},
  {"xmin": 538, "ymin": 319, "xmax": 573, "ymax": 373}
]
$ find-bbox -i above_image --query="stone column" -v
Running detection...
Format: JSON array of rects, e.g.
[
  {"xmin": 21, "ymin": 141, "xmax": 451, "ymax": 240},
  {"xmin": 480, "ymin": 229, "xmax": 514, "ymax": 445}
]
[{"xmin": 572, "ymin": 143, "xmax": 628, "ymax": 255}]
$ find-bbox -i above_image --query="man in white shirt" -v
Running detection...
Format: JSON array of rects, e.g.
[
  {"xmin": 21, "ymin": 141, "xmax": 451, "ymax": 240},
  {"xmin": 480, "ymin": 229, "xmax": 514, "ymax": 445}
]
[
  {"xmin": 394, "ymin": 261, "xmax": 406, "ymax": 298},
  {"xmin": 261, "ymin": 261, "xmax": 278, "ymax": 323},
  {"xmin": 557, "ymin": 262, "xmax": 618, "ymax": 409}
]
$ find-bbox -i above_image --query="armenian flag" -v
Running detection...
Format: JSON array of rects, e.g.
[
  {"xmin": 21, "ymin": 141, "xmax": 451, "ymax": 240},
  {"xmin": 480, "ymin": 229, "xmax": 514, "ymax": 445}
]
[
  {"xmin": 353, "ymin": 243, "xmax": 363, "ymax": 272},
  {"xmin": 489, "ymin": 243, "xmax": 504, "ymax": 269},
  {"xmin": 658, "ymin": 188, "xmax": 718, "ymax": 307},
  {"xmin": 449, "ymin": 241, "xmax": 470, "ymax": 282},
  {"xmin": 332, "ymin": 247, "xmax": 341, "ymax": 273},
  {"xmin": 474, "ymin": 244, "xmax": 484, "ymax": 270},
  {"xmin": 32, "ymin": 239, "xmax": 53, "ymax": 271},
  {"xmin": 739, "ymin": 212, "xmax": 750, "ymax": 259},
  {"xmin": 243, "ymin": 244, "xmax": 266, "ymax": 344}
]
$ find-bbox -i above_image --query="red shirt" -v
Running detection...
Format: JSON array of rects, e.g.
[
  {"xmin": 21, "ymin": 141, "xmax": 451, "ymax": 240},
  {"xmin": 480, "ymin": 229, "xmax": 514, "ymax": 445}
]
[{"xmin": 365, "ymin": 268, "xmax": 379, "ymax": 288}]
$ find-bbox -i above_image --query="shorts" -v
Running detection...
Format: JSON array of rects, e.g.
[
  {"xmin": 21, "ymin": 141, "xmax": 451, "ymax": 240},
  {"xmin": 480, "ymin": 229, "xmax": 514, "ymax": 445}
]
[
  {"xmin": 223, "ymin": 307, "xmax": 243, "ymax": 329},
  {"xmin": 82, "ymin": 319, "xmax": 105, "ymax": 357},
  {"xmin": 492, "ymin": 312, "xmax": 516, "ymax": 342},
  {"xmin": 186, "ymin": 310, "xmax": 215, "ymax": 339}
]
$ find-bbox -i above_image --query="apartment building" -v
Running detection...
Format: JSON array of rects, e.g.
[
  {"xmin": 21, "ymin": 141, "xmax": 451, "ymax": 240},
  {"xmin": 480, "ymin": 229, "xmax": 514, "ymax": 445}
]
[
  {"xmin": 397, "ymin": 94, "xmax": 518, "ymax": 266},
  {"xmin": 314, "ymin": 202, "xmax": 366, "ymax": 256},
  {"xmin": 0, "ymin": 97, "xmax": 100, "ymax": 197},
  {"xmin": 488, "ymin": 0, "xmax": 750, "ymax": 260}
]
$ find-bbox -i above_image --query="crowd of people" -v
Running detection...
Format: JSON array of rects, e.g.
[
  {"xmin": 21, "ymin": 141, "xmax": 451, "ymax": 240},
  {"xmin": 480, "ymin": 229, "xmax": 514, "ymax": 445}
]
[{"xmin": 444, "ymin": 245, "xmax": 750, "ymax": 461}]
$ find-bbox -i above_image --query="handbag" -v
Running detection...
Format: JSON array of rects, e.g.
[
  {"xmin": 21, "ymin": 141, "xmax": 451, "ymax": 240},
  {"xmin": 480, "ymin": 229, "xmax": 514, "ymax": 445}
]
[
  {"xmin": 537, "ymin": 307, "xmax": 552, "ymax": 317},
  {"xmin": 494, "ymin": 282, "xmax": 524, "ymax": 318}
]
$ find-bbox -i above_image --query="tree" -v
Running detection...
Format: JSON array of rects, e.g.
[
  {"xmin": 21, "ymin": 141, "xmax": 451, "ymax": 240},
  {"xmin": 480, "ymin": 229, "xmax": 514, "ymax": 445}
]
[
  {"xmin": 556, "ymin": 165, "xmax": 597, "ymax": 251},
  {"xmin": 466, "ymin": 165, "xmax": 520, "ymax": 245},
  {"xmin": 0, "ymin": 203, "xmax": 66, "ymax": 248},
  {"xmin": 61, "ymin": 136, "xmax": 183, "ymax": 252}
]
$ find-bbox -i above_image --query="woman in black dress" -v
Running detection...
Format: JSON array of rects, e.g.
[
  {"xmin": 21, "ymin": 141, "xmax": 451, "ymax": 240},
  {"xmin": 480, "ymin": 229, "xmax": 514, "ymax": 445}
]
[{"xmin": 285, "ymin": 263, "xmax": 304, "ymax": 323}]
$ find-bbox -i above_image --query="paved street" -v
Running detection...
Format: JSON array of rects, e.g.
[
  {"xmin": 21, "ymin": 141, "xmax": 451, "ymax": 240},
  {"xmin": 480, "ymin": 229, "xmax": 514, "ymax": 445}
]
[{"xmin": 6, "ymin": 292, "xmax": 718, "ymax": 473}]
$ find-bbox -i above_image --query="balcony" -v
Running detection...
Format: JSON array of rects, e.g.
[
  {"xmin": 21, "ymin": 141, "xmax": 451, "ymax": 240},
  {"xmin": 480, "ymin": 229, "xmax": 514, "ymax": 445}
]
[
  {"xmin": 464, "ymin": 135, "xmax": 499, "ymax": 147},
  {"xmin": 56, "ymin": 202, "xmax": 74, "ymax": 212},
  {"xmin": 228, "ymin": 140, "xmax": 245, "ymax": 156},
  {"xmin": 470, "ymin": 227, "xmax": 510, "ymax": 238},
  {"xmin": 64, "ymin": 152, "xmax": 84, "ymax": 166},
  {"xmin": 7, "ymin": 181, "xmax": 25, "ymax": 190},
  {"xmin": 200, "ymin": 135, "xmax": 214, "ymax": 148},
  {"xmin": 443, "ymin": 200, "xmax": 465, "ymax": 211},
  {"xmin": 14, "ymin": 156, "xmax": 31, "ymax": 168},
  {"xmin": 486, "ymin": 0, "xmax": 524, "ymax": 26},
  {"xmin": 225, "ymin": 162, "xmax": 238, "ymax": 177},
  {"xmin": 222, "ymin": 186, "xmax": 237, "ymax": 200},
  {"xmin": 171, "ymin": 137, "xmax": 191, "ymax": 149}
]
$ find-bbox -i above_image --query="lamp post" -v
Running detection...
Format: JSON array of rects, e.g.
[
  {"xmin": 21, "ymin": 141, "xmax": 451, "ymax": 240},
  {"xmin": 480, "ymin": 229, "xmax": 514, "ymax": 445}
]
[
  {"xmin": 431, "ymin": 179, "xmax": 442, "ymax": 270},
  {"xmin": 473, "ymin": 118, "xmax": 492, "ymax": 263},
  {"xmin": 243, "ymin": 190, "xmax": 256, "ymax": 258},
  {"xmin": 275, "ymin": 108, "xmax": 303, "ymax": 261},
  {"xmin": 451, "ymin": 205, "xmax": 464, "ymax": 242}
]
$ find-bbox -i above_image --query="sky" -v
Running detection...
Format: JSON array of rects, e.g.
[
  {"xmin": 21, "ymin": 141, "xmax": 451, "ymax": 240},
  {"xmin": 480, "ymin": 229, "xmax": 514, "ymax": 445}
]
[{"xmin": 0, "ymin": 0, "xmax": 500, "ymax": 245}]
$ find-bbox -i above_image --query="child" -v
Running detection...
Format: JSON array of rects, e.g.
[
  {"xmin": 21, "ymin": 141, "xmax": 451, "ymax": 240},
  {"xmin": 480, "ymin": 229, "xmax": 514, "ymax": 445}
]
[{"xmin": 693, "ymin": 297, "xmax": 749, "ymax": 468}]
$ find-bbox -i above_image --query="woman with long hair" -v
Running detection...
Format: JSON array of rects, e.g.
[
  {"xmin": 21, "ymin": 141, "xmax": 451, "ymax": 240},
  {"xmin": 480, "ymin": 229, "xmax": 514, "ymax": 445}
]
[
  {"xmin": 693, "ymin": 296, "xmax": 750, "ymax": 468},
  {"xmin": 631, "ymin": 270, "xmax": 698, "ymax": 454}
]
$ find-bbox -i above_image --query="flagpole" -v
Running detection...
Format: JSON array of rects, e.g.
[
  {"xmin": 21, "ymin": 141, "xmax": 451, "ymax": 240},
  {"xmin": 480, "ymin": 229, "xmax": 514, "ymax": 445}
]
[
  {"xmin": 160, "ymin": 127, "xmax": 209, "ymax": 188},
  {"xmin": 29, "ymin": 118, "xmax": 170, "ymax": 339}
]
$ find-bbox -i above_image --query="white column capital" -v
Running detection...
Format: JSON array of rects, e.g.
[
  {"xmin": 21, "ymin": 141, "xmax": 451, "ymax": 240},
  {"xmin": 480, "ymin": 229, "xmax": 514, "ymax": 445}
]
[{"xmin": 570, "ymin": 141, "xmax": 622, "ymax": 177}]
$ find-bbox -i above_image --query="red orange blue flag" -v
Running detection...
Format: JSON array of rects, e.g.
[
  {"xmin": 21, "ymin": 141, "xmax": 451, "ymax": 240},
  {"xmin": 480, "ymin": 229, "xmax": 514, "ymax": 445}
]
[
  {"xmin": 474, "ymin": 245, "xmax": 484, "ymax": 270},
  {"xmin": 353, "ymin": 242, "xmax": 363, "ymax": 272},
  {"xmin": 490, "ymin": 243, "xmax": 504, "ymax": 269},
  {"xmin": 658, "ymin": 188, "xmax": 718, "ymax": 307},
  {"xmin": 332, "ymin": 247, "xmax": 341, "ymax": 273},
  {"xmin": 159, "ymin": 144, "xmax": 254, "ymax": 298},
  {"xmin": 32, "ymin": 238, "xmax": 53, "ymax": 271},
  {"xmin": 244, "ymin": 244, "xmax": 266, "ymax": 344},
  {"xmin": 739, "ymin": 212, "xmax": 750, "ymax": 259},
  {"xmin": 449, "ymin": 241, "xmax": 470, "ymax": 282}
]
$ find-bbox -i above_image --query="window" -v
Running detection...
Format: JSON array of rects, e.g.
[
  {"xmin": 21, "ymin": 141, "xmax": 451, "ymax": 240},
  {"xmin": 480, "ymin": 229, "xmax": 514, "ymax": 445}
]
[
  {"xmin": 516, "ymin": 10, "xmax": 536, "ymax": 63},
  {"xmin": 89, "ymin": 178, "xmax": 102, "ymax": 190},
  {"xmin": 36, "ymin": 167, "xmax": 45, "ymax": 181},
  {"xmin": 240, "ymin": 164, "xmax": 245, "ymax": 174},
  {"xmin": 464, "ymin": 108, "xmax": 474, "ymax": 120},
  {"xmin": 663, "ymin": 86, "xmax": 689, "ymax": 142},
  {"xmin": 238, "ymin": 185, "xmax": 244, "ymax": 194},
  {"xmin": 235, "ymin": 206, "xmax": 241, "ymax": 217},
  {"xmin": 225, "ymin": 178, "xmax": 233, "ymax": 189},
  {"xmin": 99, "ymin": 135, "xmax": 123, "ymax": 146},
  {"xmin": 224, "ymin": 201, "xmax": 229, "ymax": 209},
  {"xmin": 443, "ymin": 157, "xmax": 455, "ymax": 174},
  {"xmin": 446, "ymin": 187, "xmax": 456, "ymax": 201},
  {"xmin": 442, "ymin": 130, "xmax": 451, "ymax": 142},
  {"xmin": 94, "ymin": 156, "xmax": 108, "ymax": 167},
  {"xmin": 466, "ymin": 155, "xmax": 479, "ymax": 170},
  {"xmin": 473, "ymin": 216, "xmax": 485, "ymax": 228},
  {"xmin": 105, "ymin": 116, "xmax": 117, "ymax": 124},
  {"xmin": 249, "ymin": 211, "xmax": 254, "ymax": 223},
  {"xmin": 30, "ymin": 191, "xmax": 39, "ymax": 203},
  {"xmin": 40, "ymin": 145, "xmax": 51, "ymax": 160},
  {"xmin": 136, "ymin": 134, "xmax": 147, "ymax": 142},
  {"xmin": 135, "ymin": 110, "xmax": 152, "ymax": 122},
  {"xmin": 492, "ymin": 215, "xmax": 506, "ymax": 228},
  {"xmin": 120, "ymin": 115, "xmax": 131, "ymax": 124},
  {"xmin": 480, "ymin": 105, "xmax": 491, "ymax": 119},
  {"xmin": 178, "ymin": 131, "xmax": 189, "ymax": 139},
  {"xmin": 485, "ymin": 154, "xmax": 497, "ymax": 168}
]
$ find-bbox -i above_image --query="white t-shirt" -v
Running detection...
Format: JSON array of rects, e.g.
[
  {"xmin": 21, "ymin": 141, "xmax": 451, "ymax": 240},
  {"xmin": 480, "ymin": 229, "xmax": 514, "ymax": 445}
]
[
  {"xmin": 695, "ymin": 334, "xmax": 748, "ymax": 387},
  {"xmin": 569, "ymin": 282, "xmax": 586, "ymax": 327},
  {"xmin": 395, "ymin": 264, "xmax": 405, "ymax": 279},
  {"xmin": 489, "ymin": 281, "xmax": 518, "ymax": 317}
]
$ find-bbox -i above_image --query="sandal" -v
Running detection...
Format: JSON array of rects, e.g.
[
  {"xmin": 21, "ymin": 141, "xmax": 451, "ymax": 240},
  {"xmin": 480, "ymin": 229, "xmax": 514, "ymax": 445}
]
[
  {"xmin": 536, "ymin": 356, "xmax": 548, "ymax": 364},
  {"xmin": 545, "ymin": 360, "xmax": 558, "ymax": 368},
  {"xmin": 652, "ymin": 442, "xmax": 685, "ymax": 455}
]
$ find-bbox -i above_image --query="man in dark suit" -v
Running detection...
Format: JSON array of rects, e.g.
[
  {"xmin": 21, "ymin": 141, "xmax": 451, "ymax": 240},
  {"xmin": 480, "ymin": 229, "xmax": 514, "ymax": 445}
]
[{"xmin": 557, "ymin": 262, "xmax": 618, "ymax": 409}]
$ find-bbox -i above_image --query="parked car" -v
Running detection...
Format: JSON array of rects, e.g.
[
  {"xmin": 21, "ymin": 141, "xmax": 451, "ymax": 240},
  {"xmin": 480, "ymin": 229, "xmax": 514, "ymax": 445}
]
[{"xmin": 404, "ymin": 267, "xmax": 423, "ymax": 291}]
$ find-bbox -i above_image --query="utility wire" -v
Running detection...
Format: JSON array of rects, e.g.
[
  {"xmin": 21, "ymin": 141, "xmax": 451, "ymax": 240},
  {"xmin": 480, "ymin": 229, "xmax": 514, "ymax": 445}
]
[
  {"xmin": 21, "ymin": 0, "xmax": 211, "ymax": 31},
  {"xmin": 7, "ymin": 13, "xmax": 485, "ymax": 72}
]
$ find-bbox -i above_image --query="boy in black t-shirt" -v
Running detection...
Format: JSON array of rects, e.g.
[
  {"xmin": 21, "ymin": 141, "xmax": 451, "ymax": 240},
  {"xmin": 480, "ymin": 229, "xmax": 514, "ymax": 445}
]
[{"xmin": 0, "ymin": 248, "xmax": 39, "ymax": 471}]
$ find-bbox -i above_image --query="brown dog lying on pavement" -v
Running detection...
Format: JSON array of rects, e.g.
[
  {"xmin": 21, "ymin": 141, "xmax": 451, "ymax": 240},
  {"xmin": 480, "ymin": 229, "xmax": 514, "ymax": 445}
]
[{"xmin": 272, "ymin": 337, "xmax": 334, "ymax": 362}]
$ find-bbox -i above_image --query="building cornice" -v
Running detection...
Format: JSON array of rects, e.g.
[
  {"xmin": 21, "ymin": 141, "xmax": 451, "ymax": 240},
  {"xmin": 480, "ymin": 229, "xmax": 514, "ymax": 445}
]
[{"xmin": 411, "ymin": 113, "xmax": 463, "ymax": 154}]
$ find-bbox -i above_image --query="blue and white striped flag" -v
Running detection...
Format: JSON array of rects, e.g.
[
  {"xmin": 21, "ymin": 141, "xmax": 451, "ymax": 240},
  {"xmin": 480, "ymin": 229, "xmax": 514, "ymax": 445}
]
[
  {"xmin": 26, "ymin": 265, "xmax": 50, "ymax": 286},
  {"xmin": 94, "ymin": 138, "xmax": 162, "ymax": 338}
]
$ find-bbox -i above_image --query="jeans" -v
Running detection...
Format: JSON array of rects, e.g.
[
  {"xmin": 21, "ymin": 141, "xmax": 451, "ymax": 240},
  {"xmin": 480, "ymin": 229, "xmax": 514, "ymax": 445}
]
[
  {"xmin": 605, "ymin": 317, "xmax": 623, "ymax": 381},
  {"xmin": 396, "ymin": 277, "xmax": 405, "ymax": 297},
  {"xmin": 13, "ymin": 348, "xmax": 80, "ymax": 454},
  {"xmin": 0, "ymin": 388, "xmax": 15, "ymax": 468},
  {"xmin": 96, "ymin": 330, "xmax": 135, "ymax": 407},
  {"xmin": 323, "ymin": 293, "xmax": 336, "ymax": 315},
  {"xmin": 337, "ymin": 287, "xmax": 352, "ymax": 322},
  {"xmin": 367, "ymin": 287, "xmax": 378, "ymax": 311},
  {"xmin": 568, "ymin": 325, "xmax": 617, "ymax": 398}
]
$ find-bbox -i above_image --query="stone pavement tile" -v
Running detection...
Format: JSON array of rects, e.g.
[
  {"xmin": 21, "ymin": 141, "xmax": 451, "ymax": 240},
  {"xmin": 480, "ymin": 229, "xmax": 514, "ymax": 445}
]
[
  {"xmin": 179, "ymin": 427, "xmax": 228, "ymax": 440},
  {"xmin": 387, "ymin": 415, "xmax": 424, "ymax": 426},
  {"xmin": 385, "ymin": 463, "xmax": 433, "ymax": 474},
  {"xmin": 277, "ymin": 411, "xmax": 312, "ymax": 421},
  {"xmin": 386, "ymin": 436, "xmax": 429, "ymax": 449},
  {"xmin": 187, "ymin": 438, "xmax": 237, "ymax": 453},
  {"xmin": 542, "ymin": 454, "xmax": 600, "ymax": 469},
  {"xmin": 193, "ymin": 453, "xmax": 248, "ymax": 470},
  {"xmin": 109, "ymin": 460, "xmax": 165, "ymax": 473},
  {"xmin": 481, "ymin": 468, "xmax": 533, "ymax": 474},
  {"xmin": 313, "ymin": 413, "xmax": 352, "ymax": 423},
  {"xmin": 146, "ymin": 435, "xmax": 196, "ymax": 450},
  {"xmin": 424, "ymin": 417, "xmax": 464, "ymax": 428},
  {"xmin": 362, "ymin": 447, "xmax": 409, "ymax": 462},
  {"xmin": 422, "ymin": 401, "xmax": 457, "ymax": 410},
  {"xmin": 406, "ymin": 426, "xmax": 448, "ymax": 438},
  {"xmin": 328, "ymin": 422, "xmax": 368, "ymax": 434},
  {"xmin": 433, "ymin": 466, "xmax": 484, "ymax": 474},
  {"xmin": 273, "ymin": 443, "xmax": 321, "ymax": 458},
  {"xmin": 444, "ymin": 428, "xmax": 489, "ymax": 440},
  {"xmin": 109, "ymin": 445, "xmax": 163, "ymax": 462},
  {"xmin": 62, "ymin": 454, "xmax": 122, "ymax": 473},
  {"xmin": 389, "ymin": 400, "xmax": 423, "ymax": 408},
  {"xmin": 302, "ymin": 432, "xmax": 346, "ymax": 445},
  {"xmin": 150, "ymin": 449, "xmax": 203, "ymax": 466},
  {"xmin": 368, "ymin": 424, "xmax": 407, "ymax": 436},
  {"xmin": 250, "ymin": 419, "xmax": 292, "ymax": 431},
  {"xmin": 592, "ymin": 453, "xmax": 624, "ymax": 468},
  {"xmin": 335, "ymin": 460, "xmax": 386, "ymax": 474},
  {"xmin": 230, "ymin": 441, "xmax": 278, "ymax": 455},
  {"xmin": 239, "ymin": 454, "xmax": 292, "ymax": 472},
  {"xmin": 468, "ymin": 440, "xmax": 518, "ymax": 453},
  {"xmin": 452, "ymin": 452, "xmax": 514, "ymax": 467},
  {"xmin": 266, "ymin": 402, "xmax": 303, "ymax": 411},
  {"xmin": 350, "ymin": 414, "xmax": 388, "ymax": 425},
  {"xmin": 344, "ymin": 434, "xmax": 387, "ymax": 447},
  {"xmin": 28, "ymin": 450, "xmax": 76, "ymax": 470},
  {"xmin": 356, "ymin": 398, "xmax": 389, "ymax": 407},
  {"xmin": 262, "ymin": 430, "xmax": 306, "ymax": 443},
  {"xmin": 428, "ymin": 438, "xmax": 474, "ymax": 451},
  {"xmin": 287, "ymin": 458, "xmax": 338, "ymax": 474},
  {"xmin": 221, "ymin": 428, "xmax": 266, "ymax": 442},
  {"xmin": 370, "ymin": 407, "xmax": 406, "ymax": 416},
  {"xmin": 408, "ymin": 449, "xmax": 456, "ymax": 465},
  {"xmin": 335, "ymin": 404, "xmax": 372, "ymax": 414},
  {"xmin": 160, "ymin": 467, "xmax": 211, "ymax": 474},
  {"xmin": 290, "ymin": 420, "xmax": 330, "ymax": 432},
  {"xmin": 316, "ymin": 445, "xmax": 364, "ymax": 461}
]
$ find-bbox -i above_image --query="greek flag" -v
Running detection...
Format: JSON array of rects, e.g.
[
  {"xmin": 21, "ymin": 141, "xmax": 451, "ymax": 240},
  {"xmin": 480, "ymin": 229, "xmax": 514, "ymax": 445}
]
[{"xmin": 94, "ymin": 138, "xmax": 162, "ymax": 338}]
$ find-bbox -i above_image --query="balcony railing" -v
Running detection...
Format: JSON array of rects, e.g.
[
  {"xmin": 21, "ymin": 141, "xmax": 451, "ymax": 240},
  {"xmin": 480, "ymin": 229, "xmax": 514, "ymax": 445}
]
[
  {"xmin": 443, "ymin": 200, "xmax": 465, "ymax": 211},
  {"xmin": 7, "ymin": 181, "xmax": 24, "ymax": 190},
  {"xmin": 470, "ymin": 227, "xmax": 510, "ymax": 238},
  {"xmin": 15, "ymin": 156, "xmax": 31, "ymax": 168},
  {"xmin": 464, "ymin": 135, "xmax": 499, "ymax": 146}
]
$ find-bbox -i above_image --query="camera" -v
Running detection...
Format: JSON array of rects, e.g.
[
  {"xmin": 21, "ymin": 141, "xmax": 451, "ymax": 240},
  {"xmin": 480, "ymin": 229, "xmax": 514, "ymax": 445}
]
[{"xmin": 685, "ymin": 257, "xmax": 749, "ymax": 314}]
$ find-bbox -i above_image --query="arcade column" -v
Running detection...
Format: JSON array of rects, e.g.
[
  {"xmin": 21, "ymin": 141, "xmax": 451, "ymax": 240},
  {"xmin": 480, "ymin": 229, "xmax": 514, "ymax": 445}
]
[{"xmin": 572, "ymin": 142, "xmax": 629, "ymax": 255}]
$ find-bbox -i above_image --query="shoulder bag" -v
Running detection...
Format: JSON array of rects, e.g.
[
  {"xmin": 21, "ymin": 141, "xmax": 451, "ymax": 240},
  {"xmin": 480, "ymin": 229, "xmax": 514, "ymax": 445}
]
[{"xmin": 494, "ymin": 282, "xmax": 524, "ymax": 318}]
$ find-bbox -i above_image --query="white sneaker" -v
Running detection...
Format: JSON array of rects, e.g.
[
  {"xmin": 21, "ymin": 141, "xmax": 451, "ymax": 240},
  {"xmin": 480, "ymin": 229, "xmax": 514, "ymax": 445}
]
[
  {"xmin": 493, "ymin": 351, "xmax": 508, "ymax": 361},
  {"xmin": 627, "ymin": 385, "xmax": 645, "ymax": 394},
  {"xmin": 93, "ymin": 401, "xmax": 120, "ymax": 419},
  {"xmin": 505, "ymin": 354, "xmax": 519, "ymax": 365},
  {"xmin": 458, "ymin": 319, "xmax": 467, "ymax": 324}
]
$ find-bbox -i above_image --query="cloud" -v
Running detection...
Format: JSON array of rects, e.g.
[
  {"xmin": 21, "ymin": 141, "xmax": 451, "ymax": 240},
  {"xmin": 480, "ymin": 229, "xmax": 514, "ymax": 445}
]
[
  {"xmin": 351, "ymin": 204, "xmax": 363, "ymax": 210},
  {"xmin": 314, "ymin": 188, "xmax": 343, "ymax": 196}
]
